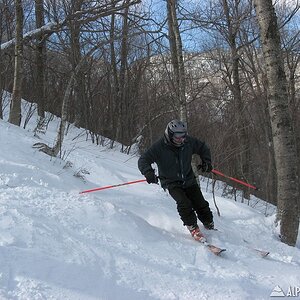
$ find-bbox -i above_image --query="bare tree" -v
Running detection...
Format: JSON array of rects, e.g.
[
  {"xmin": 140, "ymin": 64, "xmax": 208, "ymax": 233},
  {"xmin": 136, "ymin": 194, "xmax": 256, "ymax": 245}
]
[
  {"xmin": 221, "ymin": 0, "xmax": 252, "ymax": 200},
  {"xmin": 253, "ymin": 0, "xmax": 299, "ymax": 246},
  {"xmin": 0, "ymin": 2, "xmax": 4, "ymax": 119},
  {"xmin": 9, "ymin": 0, "xmax": 23, "ymax": 126},
  {"xmin": 282, "ymin": 22, "xmax": 300, "ymax": 201},
  {"xmin": 109, "ymin": 5, "xmax": 120, "ymax": 146},
  {"xmin": 33, "ymin": 47, "xmax": 93, "ymax": 157},
  {"xmin": 0, "ymin": 0, "xmax": 15, "ymax": 119},
  {"xmin": 166, "ymin": 0, "xmax": 187, "ymax": 121},
  {"xmin": 33, "ymin": 0, "xmax": 142, "ymax": 157},
  {"xmin": 68, "ymin": 0, "xmax": 86, "ymax": 128},
  {"xmin": 35, "ymin": 0, "xmax": 46, "ymax": 120},
  {"xmin": 115, "ymin": 1, "xmax": 130, "ymax": 146}
]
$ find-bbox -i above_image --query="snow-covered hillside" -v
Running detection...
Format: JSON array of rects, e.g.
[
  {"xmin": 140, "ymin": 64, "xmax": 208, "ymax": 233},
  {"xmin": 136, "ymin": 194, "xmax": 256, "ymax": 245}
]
[{"xmin": 0, "ymin": 109, "xmax": 299, "ymax": 299}]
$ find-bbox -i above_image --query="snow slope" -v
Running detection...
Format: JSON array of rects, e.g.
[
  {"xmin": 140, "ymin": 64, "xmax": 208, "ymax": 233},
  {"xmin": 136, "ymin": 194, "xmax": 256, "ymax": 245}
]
[{"xmin": 0, "ymin": 112, "xmax": 299, "ymax": 299}]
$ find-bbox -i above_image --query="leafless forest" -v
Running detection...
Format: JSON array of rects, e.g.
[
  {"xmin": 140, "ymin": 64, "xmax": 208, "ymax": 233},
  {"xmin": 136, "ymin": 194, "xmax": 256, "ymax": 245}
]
[{"xmin": 0, "ymin": 0, "xmax": 299, "ymax": 245}]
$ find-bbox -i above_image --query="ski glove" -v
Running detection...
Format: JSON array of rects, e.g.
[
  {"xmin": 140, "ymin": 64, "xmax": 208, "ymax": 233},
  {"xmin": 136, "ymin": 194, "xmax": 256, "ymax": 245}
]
[
  {"xmin": 198, "ymin": 161, "xmax": 213, "ymax": 173},
  {"xmin": 144, "ymin": 170, "xmax": 158, "ymax": 184}
]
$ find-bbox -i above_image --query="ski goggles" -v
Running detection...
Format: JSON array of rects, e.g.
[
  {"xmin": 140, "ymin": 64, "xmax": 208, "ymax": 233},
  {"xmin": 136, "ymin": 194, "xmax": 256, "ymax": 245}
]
[{"xmin": 172, "ymin": 132, "xmax": 187, "ymax": 144}]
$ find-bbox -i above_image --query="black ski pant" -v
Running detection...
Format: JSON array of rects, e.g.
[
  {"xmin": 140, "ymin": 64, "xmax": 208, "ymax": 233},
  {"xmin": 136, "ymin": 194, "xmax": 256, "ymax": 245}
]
[{"xmin": 168, "ymin": 184, "xmax": 213, "ymax": 227}]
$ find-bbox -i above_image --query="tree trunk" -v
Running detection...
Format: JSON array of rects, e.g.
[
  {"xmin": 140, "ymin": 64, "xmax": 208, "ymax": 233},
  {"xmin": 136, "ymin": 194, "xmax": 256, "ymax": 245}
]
[
  {"xmin": 253, "ymin": 0, "xmax": 299, "ymax": 246},
  {"xmin": 286, "ymin": 51, "xmax": 300, "ymax": 215},
  {"xmin": 166, "ymin": 0, "xmax": 187, "ymax": 121},
  {"xmin": 0, "ymin": 50, "xmax": 3, "ymax": 120},
  {"xmin": 118, "ymin": 3, "xmax": 130, "ymax": 147},
  {"xmin": 9, "ymin": 0, "xmax": 23, "ymax": 126},
  {"xmin": 35, "ymin": 0, "xmax": 46, "ymax": 119},
  {"xmin": 70, "ymin": 0, "xmax": 85, "ymax": 128},
  {"xmin": 110, "ymin": 9, "xmax": 120, "ymax": 146},
  {"xmin": 0, "ymin": 3, "xmax": 3, "ymax": 119},
  {"xmin": 222, "ymin": 0, "xmax": 251, "ymax": 200}
]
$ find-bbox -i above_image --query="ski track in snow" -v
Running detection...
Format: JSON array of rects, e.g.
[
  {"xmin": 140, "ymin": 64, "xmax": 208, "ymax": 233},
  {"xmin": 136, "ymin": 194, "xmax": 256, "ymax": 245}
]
[{"xmin": 0, "ymin": 115, "xmax": 299, "ymax": 300}]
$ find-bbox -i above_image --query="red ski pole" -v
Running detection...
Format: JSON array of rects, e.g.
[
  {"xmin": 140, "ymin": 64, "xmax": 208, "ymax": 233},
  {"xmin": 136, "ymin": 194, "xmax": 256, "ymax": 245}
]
[
  {"xmin": 212, "ymin": 169, "xmax": 258, "ymax": 190},
  {"xmin": 79, "ymin": 179, "xmax": 147, "ymax": 194}
]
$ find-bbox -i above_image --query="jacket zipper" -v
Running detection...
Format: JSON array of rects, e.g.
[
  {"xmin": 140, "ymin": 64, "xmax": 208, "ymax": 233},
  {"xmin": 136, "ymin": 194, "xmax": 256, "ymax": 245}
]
[{"xmin": 179, "ymin": 147, "xmax": 185, "ymax": 184}]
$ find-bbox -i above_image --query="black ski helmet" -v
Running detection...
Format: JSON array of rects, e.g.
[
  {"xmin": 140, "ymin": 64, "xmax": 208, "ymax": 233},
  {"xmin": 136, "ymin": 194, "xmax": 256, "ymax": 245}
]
[{"xmin": 165, "ymin": 119, "xmax": 187, "ymax": 146}]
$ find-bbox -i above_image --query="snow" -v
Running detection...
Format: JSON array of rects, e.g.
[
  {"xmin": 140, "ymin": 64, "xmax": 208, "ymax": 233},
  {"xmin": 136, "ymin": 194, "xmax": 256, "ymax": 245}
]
[
  {"xmin": 1, "ymin": 22, "xmax": 59, "ymax": 51},
  {"xmin": 0, "ymin": 100, "xmax": 299, "ymax": 299}
]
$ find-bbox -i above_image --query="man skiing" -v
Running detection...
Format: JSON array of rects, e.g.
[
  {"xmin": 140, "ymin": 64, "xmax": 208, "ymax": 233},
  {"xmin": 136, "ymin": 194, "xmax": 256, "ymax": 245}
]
[{"xmin": 138, "ymin": 119, "xmax": 214, "ymax": 242}]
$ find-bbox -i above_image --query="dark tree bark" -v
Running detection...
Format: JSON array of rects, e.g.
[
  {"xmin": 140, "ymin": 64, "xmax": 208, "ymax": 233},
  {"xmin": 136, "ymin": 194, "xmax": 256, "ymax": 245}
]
[
  {"xmin": 35, "ymin": 0, "xmax": 46, "ymax": 119},
  {"xmin": 9, "ymin": 0, "xmax": 23, "ymax": 126},
  {"xmin": 166, "ymin": 0, "xmax": 187, "ymax": 121},
  {"xmin": 254, "ymin": 0, "xmax": 299, "ymax": 246}
]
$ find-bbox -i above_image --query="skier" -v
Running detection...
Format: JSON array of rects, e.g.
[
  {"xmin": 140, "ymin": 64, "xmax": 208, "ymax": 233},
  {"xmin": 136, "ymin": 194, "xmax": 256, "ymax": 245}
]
[{"xmin": 138, "ymin": 119, "xmax": 214, "ymax": 242}]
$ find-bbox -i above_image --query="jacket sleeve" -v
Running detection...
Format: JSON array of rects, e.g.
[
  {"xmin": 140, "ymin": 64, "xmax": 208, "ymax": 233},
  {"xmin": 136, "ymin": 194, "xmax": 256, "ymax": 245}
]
[
  {"xmin": 191, "ymin": 137, "xmax": 212, "ymax": 163},
  {"xmin": 138, "ymin": 144, "xmax": 158, "ymax": 175}
]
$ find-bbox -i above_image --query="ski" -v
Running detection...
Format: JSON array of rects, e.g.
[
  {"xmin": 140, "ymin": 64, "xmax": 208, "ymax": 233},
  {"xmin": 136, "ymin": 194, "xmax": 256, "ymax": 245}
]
[
  {"xmin": 252, "ymin": 248, "xmax": 269, "ymax": 258},
  {"xmin": 198, "ymin": 237, "xmax": 226, "ymax": 256},
  {"xmin": 243, "ymin": 239, "xmax": 269, "ymax": 258}
]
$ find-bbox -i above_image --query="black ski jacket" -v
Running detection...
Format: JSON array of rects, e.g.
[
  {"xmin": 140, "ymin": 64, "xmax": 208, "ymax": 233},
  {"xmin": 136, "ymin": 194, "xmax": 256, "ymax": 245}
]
[{"xmin": 138, "ymin": 135, "xmax": 211, "ymax": 189}]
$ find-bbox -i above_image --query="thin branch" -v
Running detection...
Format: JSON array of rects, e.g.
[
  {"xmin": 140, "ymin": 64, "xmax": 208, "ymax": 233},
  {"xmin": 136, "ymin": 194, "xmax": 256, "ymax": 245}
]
[{"xmin": 1, "ymin": 0, "xmax": 141, "ymax": 51}]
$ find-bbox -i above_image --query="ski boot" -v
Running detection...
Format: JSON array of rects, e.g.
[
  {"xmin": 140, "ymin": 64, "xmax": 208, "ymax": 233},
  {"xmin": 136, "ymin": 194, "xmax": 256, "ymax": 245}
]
[
  {"xmin": 187, "ymin": 224, "xmax": 206, "ymax": 242},
  {"xmin": 204, "ymin": 221, "xmax": 215, "ymax": 230}
]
